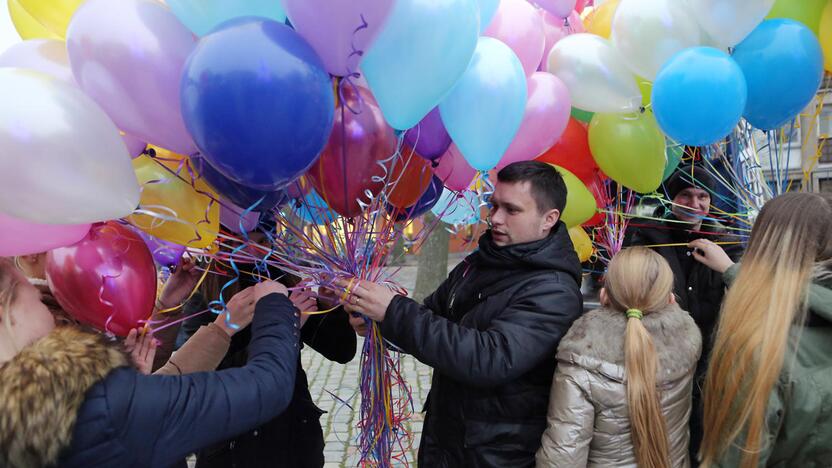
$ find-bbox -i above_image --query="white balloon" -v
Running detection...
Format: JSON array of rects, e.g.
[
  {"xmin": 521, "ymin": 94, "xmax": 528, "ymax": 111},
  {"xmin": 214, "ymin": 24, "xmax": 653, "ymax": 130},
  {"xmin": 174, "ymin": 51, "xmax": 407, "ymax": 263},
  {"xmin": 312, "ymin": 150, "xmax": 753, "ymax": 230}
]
[
  {"xmin": 547, "ymin": 33, "xmax": 640, "ymax": 113},
  {"xmin": 0, "ymin": 39, "xmax": 76, "ymax": 86},
  {"xmin": 612, "ymin": 0, "xmax": 702, "ymax": 80},
  {"xmin": 0, "ymin": 68, "xmax": 140, "ymax": 224},
  {"xmin": 687, "ymin": 0, "xmax": 775, "ymax": 48}
]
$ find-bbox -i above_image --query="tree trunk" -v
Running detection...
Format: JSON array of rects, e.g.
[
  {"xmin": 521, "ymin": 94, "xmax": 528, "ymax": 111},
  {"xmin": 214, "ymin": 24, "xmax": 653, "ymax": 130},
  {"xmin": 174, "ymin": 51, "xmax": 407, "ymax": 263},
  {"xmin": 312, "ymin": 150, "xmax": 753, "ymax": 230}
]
[{"xmin": 412, "ymin": 213, "xmax": 450, "ymax": 303}]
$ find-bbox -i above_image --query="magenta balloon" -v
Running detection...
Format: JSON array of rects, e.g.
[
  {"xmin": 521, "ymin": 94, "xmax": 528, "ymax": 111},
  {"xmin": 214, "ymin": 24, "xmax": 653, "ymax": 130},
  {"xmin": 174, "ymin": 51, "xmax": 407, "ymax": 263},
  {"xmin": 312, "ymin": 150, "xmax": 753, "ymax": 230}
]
[
  {"xmin": 0, "ymin": 39, "xmax": 76, "ymax": 86},
  {"xmin": 66, "ymin": 0, "xmax": 197, "ymax": 154},
  {"xmin": 0, "ymin": 212, "xmax": 90, "ymax": 256},
  {"xmin": 435, "ymin": 144, "xmax": 477, "ymax": 192},
  {"xmin": 283, "ymin": 0, "xmax": 393, "ymax": 77},
  {"xmin": 498, "ymin": 72, "xmax": 571, "ymax": 169},
  {"xmin": 535, "ymin": 0, "xmax": 577, "ymax": 18},
  {"xmin": 483, "ymin": 0, "xmax": 546, "ymax": 76},
  {"xmin": 539, "ymin": 9, "xmax": 584, "ymax": 71}
]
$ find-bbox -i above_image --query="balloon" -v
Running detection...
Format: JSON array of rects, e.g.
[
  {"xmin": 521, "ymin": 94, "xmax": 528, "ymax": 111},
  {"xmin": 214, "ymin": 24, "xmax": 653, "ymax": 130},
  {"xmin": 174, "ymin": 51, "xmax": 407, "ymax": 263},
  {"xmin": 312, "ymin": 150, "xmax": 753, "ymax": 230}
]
[
  {"xmin": 132, "ymin": 227, "xmax": 186, "ymax": 269},
  {"xmin": 190, "ymin": 154, "xmax": 286, "ymax": 212},
  {"xmin": 219, "ymin": 203, "xmax": 261, "ymax": 235},
  {"xmin": 439, "ymin": 37, "xmax": 527, "ymax": 171},
  {"xmin": 435, "ymin": 144, "xmax": 478, "ymax": 192},
  {"xmin": 388, "ymin": 175, "xmax": 444, "ymax": 221},
  {"xmin": 129, "ymin": 154, "xmax": 219, "ymax": 249},
  {"xmin": 306, "ymin": 85, "xmax": 394, "ymax": 218},
  {"xmin": 483, "ymin": 0, "xmax": 546, "ymax": 76},
  {"xmin": 293, "ymin": 189, "xmax": 338, "ymax": 225},
  {"xmin": 637, "ymin": 77, "xmax": 653, "ymax": 108},
  {"xmin": 550, "ymin": 165, "xmax": 596, "ymax": 227},
  {"xmin": 0, "ymin": 69, "xmax": 139, "ymax": 224},
  {"xmin": 403, "ymin": 107, "xmax": 452, "ymax": 160},
  {"xmin": 588, "ymin": 112, "xmax": 665, "ymax": 193},
  {"xmin": 7, "ymin": 0, "xmax": 60, "ymax": 40},
  {"xmin": 582, "ymin": 177, "xmax": 606, "ymax": 227},
  {"xmin": 535, "ymin": 118, "xmax": 598, "ymax": 183},
  {"xmin": 15, "ymin": 0, "xmax": 83, "ymax": 37},
  {"xmin": 498, "ymin": 72, "xmax": 571, "ymax": 169},
  {"xmin": 766, "ymin": 0, "xmax": 826, "ymax": 36},
  {"xmin": 283, "ymin": 0, "xmax": 392, "ymax": 77},
  {"xmin": 663, "ymin": 142, "xmax": 684, "ymax": 182},
  {"xmin": 535, "ymin": 0, "xmax": 578, "ymax": 18},
  {"xmin": 611, "ymin": 0, "xmax": 701, "ymax": 80},
  {"xmin": 46, "ymin": 221, "xmax": 157, "ymax": 337},
  {"xmin": 479, "ymin": 0, "xmax": 500, "ymax": 31},
  {"xmin": 66, "ymin": 0, "xmax": 197, "ymax": 155},
  {"xmin": 361, "ymin": 0, "xmax": 479, "ymax": 130},
  {"xmin": 822, "ymin": 2, "xmax": 832, "ymax": 72},
  {"xmin": 547, "ymin": 34, "xmax": 641, "ymax": 114},
  {"xmin": 123, "ymin": 134, "xmax": 147, "ymax": 159},
  {"xmin": 732, "ymin": 19, "xmax": 824, "ymax": 131},
  {"xmin": 431, "ymin": 189, "xmax": 481, "ymax": 225},
  {"xmin": 0, "ymin": 213, "xmax": 90, "ymax": 256},
  {"xmin": 652, "ymin": 47, "xmax": 747, "ymax": 146},
  {"xmin": 571, "ymin": 107, "xmax": 594, "ymax": 124},
  {"xmin": 575, "ymin": 0, "xmax": 588, "ymax": 14},
  {"xmin": 540, "ymin": 9, "xmax": 585, "ymax": 71},
  {"xmin": 688, "ymin": 0, "xmax": 775, "ymax": 48},
  {"xmin": 0, "ymin": 39, "xmax": 75, "ymax": 85},
  {"xmin": 568, "ymin": 226, "xmax": 593, "ymax": 262},
  {"xmin": 181, "ymin": 19, "xmax": 334, "ymax": 191},
  {"xmin": 584, "ymin": 0, "xmax": 618, "ymax": 38},
  {"xmin": 387, "ymin": 149, "xmax": 434, "ymax": 209},
  {"xmin": 168, "ymin": 0, "xmax": 288, "ymax": 36}
]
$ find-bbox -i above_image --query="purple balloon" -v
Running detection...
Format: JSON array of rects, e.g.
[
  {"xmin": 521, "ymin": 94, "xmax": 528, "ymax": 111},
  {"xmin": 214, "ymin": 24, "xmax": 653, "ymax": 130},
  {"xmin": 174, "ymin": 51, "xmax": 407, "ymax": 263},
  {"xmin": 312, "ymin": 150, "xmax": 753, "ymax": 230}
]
[
  {"xmin": 284, "ymin": 0, "xmax": 393, "ymax": 77},
  {"xmin": 220, "ymin": 202, "xmax": 261, "ymax": 234},
  {"xmin": 403, "ymin": 107, "xmax": 452, "ymax": 161},
  {"xmin": 133, "ymin": 227, "xmax": 186, "ymax": 268},
  {"xmin": 122, "ymin": 134, "xmax": 147, "ymax": 159}
]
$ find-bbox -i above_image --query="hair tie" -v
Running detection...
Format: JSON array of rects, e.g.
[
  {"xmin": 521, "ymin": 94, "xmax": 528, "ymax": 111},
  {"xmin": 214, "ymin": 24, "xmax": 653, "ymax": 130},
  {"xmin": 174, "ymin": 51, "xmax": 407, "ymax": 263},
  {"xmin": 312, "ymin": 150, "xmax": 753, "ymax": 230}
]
[{"xmin": 626, "ymin": 308, "xmax": 643, "ymax": 320}]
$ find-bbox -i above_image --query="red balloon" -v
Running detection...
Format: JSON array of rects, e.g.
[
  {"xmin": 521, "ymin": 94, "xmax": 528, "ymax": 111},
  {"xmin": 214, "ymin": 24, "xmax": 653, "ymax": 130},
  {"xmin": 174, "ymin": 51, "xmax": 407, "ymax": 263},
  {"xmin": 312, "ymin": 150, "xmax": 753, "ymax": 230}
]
[
  {"xmin": 307, "ymin": 85, "xmax": 395, "ymax": 218},
  {"xmin": 535, "ymin": 117, "xmax": 599, "ymax": 184},
  {"xmin": 387, "ymin": 147, "xmax": 434, "ymax": 209},
  {"xmin": 46, "ymin": 221, "xmax": 157, "ymax": 337},
  {"xmin": 582, "ymin": 176, "xmax": 608, "ymax": 227}
]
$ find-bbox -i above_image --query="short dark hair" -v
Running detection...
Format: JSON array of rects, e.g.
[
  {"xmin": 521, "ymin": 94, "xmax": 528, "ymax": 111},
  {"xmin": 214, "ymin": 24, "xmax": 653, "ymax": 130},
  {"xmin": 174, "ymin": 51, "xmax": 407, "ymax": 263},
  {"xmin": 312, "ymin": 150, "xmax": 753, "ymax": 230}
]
[{"xmin": 497, "ymin": 161, "xmax": 567, "ymax": 214}]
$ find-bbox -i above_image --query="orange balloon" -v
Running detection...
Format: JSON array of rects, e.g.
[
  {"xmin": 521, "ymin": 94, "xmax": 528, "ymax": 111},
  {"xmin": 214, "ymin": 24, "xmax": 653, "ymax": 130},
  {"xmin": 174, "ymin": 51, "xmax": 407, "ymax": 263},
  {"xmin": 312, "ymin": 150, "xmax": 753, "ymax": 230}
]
[{"xmin": 386, "ymin": 147, "xmax": 433, "ymax": 209}]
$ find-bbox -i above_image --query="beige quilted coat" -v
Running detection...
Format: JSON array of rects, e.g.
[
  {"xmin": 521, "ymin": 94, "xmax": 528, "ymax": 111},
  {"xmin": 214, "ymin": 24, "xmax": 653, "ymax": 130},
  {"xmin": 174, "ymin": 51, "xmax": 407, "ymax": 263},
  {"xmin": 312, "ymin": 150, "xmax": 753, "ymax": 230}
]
[{"xmin": 536, "ymin": 305, "xmax": 702, "ymax": 467}]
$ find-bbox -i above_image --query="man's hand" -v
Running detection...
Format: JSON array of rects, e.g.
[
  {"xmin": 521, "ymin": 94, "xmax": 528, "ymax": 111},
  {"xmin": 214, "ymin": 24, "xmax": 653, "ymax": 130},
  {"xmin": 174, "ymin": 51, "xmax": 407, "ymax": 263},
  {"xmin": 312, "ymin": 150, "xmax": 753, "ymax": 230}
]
[
  {"xmin": 348, "ymin": 313, "xmax": 369, "ymax": 337},
  {"xmin": 214, "ymin": 286, "xmax": 256, "ymax": 337},
  {"xmin": 338, "ymin": 279, "xmax": 397, "ymax": 322},
  {"xmin": 157, "ymin": 258, "xmax": 201, "ymax": 310},
  {"xmin": 689, "ymin": 239, "xmax": 735, "ymax": 274},
  {"xmin": 124, "ymin": 328, "xmax": 157, "ymax": 375},
  {"xmin": 290, "ymin": 288, "xmax": 317, "ymax": 327}
]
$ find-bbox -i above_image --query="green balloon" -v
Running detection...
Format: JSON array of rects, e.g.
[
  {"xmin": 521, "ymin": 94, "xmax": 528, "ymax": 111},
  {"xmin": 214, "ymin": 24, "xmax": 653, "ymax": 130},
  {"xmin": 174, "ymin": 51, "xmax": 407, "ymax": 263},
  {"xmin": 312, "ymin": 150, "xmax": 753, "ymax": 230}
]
[
  {"xmin": 766, "ymin": 0, "xmax": 826, "ymax": 35},
  {"xmin": 588, "ymin": 112, "xmax": 665, "ymax": 193},
  {"xmin": 549, "ymin": 164, "xmax": 596, "ymax": 227},
  {"xmin": 663, "ymin": 142, "xmax": 684, "ymax": 181},
  {"xmin": 571, "ymin": 107, "xmax": 594, "ymax": 123}
]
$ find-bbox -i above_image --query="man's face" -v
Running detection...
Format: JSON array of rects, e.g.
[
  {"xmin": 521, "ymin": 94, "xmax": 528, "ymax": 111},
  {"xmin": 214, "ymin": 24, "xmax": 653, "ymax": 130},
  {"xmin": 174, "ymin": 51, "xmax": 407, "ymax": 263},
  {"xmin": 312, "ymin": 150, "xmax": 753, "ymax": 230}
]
[
  {"xmin": 671, "ymin": 187, "xmax": 711, "ymax": 223},
  {"xmin": 489, "ymin": 181, "xmax": 559, "ymax": 247}
]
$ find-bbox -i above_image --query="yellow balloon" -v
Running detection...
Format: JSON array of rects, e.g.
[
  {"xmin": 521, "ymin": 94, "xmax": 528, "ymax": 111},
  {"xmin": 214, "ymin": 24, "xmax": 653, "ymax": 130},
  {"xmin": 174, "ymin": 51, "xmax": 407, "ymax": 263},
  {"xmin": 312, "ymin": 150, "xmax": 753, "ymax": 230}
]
[
  {"xmin": 129, "ymin": 152, "xmax": 219, "ymax": 249},
  {"xmin": 16, "ymin": 0, "xmax": 84, "ymax": 38},
  {"xmin": 636, "ymin": 77, "xmax": 652, "ymax": 108},
  {"xmin": 568, "ymin": 226, "xmax": 593, "ymax": 263},
  {"xmin": 585, "ymin": 0, "xmax": 620, "ymax": 39},
  {"xmin": 821, "ymin": 1, "xmax": 832, "ymax": 72},
  {"xmin": 550, "ymin": 164, "xmax": 597, "ymax": 228},
  {"xmin": 7, "ymin": 0, "xmax": 60, "ymax": 40}
]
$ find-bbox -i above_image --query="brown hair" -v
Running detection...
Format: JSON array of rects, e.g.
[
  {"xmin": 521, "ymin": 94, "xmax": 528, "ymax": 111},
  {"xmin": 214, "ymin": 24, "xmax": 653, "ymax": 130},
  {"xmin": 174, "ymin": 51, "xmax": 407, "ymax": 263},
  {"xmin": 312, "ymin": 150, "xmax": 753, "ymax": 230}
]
[{"xmin": 0, "ymin": 258, "xmax": 23, "ymax": 347}]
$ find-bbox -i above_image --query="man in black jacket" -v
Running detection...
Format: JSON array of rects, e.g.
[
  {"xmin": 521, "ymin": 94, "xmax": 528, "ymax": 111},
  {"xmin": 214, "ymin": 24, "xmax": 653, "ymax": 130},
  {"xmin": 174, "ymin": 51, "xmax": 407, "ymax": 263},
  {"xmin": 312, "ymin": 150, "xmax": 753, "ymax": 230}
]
[{"xmin": 344, "ymin": 161, "xmax": 583, "ymax": 467}]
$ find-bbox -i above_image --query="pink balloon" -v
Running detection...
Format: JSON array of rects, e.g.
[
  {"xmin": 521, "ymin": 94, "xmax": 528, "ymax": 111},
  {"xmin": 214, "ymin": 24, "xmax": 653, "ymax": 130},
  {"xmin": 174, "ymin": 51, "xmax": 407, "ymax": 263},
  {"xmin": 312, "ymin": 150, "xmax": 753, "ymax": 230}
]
[
  {"xmin": 46, "ymin": 221, "xmax": 157, "ymax": 337},
  {"xmin": 435, "ymin": 144, "xmax": 478, "ymax": 192},
  {"xmin": 0, "ymin": 39, "xmax": 76, "ymax": 86},
  {"xmin": 534, "ymin": 0, "xmax": 577, "ymax": 18},
  {"xmin": 220, "ymin": 202, "xmax": 261, "ymax": 234},
  {"xmin": 575, "ymin": 0, "xmax": 588, "ymax": 13},
  {"xmin": 66, "ymin": 0, "xmax": 197, "ymax": 154},
  {"xmin": 122, "ymin": 134, "xmax": 147, "ymax": 159},
  {"xmin": 539, "ymin": 9, "xmax": 585, "ymax": 71},
  {"xmin": 484, "ymin": 0, "xmax": 546, "ymax": 77},
  {"xmin": 283, "ymin": 0, "xmax": 393, "ymax": 77},
  {"xmin": 498, "ymin": 73, "xmax": 571, "ymax": 169},
  {"xmin": 0, "ymin": 212, "xmax": 90, "ymax": 256}
]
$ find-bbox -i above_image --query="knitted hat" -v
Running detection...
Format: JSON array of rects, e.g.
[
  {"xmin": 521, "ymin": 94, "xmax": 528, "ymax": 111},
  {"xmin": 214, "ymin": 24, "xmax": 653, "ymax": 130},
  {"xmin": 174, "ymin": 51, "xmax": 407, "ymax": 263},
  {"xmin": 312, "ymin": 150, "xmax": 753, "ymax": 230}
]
[{"xmin": 666, "ymin": 165, "xmax": 717, "ymax": 200}]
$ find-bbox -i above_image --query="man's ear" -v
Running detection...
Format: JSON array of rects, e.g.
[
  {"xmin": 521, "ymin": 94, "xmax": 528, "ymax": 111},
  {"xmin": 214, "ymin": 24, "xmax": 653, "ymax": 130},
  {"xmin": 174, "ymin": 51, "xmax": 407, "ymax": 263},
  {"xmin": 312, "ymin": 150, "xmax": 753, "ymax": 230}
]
[{"xmin": 542, "ymin": 208, "xmax": 560, "ymax": 231}]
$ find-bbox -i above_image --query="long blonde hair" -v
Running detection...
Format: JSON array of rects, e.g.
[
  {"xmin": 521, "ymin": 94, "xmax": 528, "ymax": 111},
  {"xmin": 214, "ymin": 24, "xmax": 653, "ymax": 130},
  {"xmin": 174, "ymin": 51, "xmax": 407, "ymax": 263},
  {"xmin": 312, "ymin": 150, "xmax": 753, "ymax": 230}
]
[
  {"xmin": 0, "ymin": 258, "xmax": 23, "ymax": 349},
  {"xmin": 700, "ymin": 193, "xmax": 832, "ymax": 468},
  {"xmin": 605, "ymin": 247, "xmax": 675, "ymax": 468}
]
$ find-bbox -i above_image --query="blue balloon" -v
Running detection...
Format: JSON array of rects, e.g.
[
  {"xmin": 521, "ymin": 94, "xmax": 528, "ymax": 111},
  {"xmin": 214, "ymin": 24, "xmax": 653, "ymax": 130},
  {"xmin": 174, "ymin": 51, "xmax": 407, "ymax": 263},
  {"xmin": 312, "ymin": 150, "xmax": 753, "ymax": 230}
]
[
  {"xmin": 292, "ymin": 189, "xmax": 338, "ymax": 225},
  {"xmin": 439, "ymin": 37, "xmax": 527, "ymax": 171},
  {"xmin": 478, "ymin": 0, "xmax": 499, "ymax": 32},
  {"xmin": 652, "ymin": 47, "xmax": 747, "ymax": 146},
  {"xmin": 732, "ymin": 19, "xmax": 824, "ymax": 131},
  {"xmin": 387, "ymin": 175, "xmax": 443, "ymax": 221},
  {"xmin": 191, "ymin": 155, "xmax": 286, "ymax": 211},
  {"xmin": 431, "ymin": 188, "xmax": 481, "ymax": 225},
  {"xmin": 181, "ymin": 18, "xmax": 334, "ymax": 191},
  {"xmin": 167, "ymin": 0, "xmax": 287, "ymax": 36},
  {"xmin": 361, "ymin": 0, "xmax": 479, "ymax": 130}
]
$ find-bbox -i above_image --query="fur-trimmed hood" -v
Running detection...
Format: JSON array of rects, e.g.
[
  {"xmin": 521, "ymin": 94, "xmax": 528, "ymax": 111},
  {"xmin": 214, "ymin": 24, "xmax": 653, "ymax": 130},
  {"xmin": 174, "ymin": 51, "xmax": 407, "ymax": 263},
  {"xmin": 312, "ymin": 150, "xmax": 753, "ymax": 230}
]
[
  {"xmin": 556, "ymin": 304, "xmax": 702, "ymax": 384},
  {"xmin": 0, "ymin": 326, "xmax": 130, "ymax": 468}
]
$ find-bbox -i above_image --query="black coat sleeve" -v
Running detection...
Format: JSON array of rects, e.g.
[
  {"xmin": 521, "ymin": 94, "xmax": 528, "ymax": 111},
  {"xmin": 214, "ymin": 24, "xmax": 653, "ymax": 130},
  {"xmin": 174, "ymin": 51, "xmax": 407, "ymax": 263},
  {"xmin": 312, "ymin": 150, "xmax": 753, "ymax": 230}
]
[
  {"xmin": 108, "ymin": 293, "xmax": 300, "ymax": 467},
  {"xmin": 379, "ymin": 277, "xmax": 582, "ymax": 388},
  {"xmin": 301, "ymin": 306, "xmax": 357, "ymax": 364}
]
